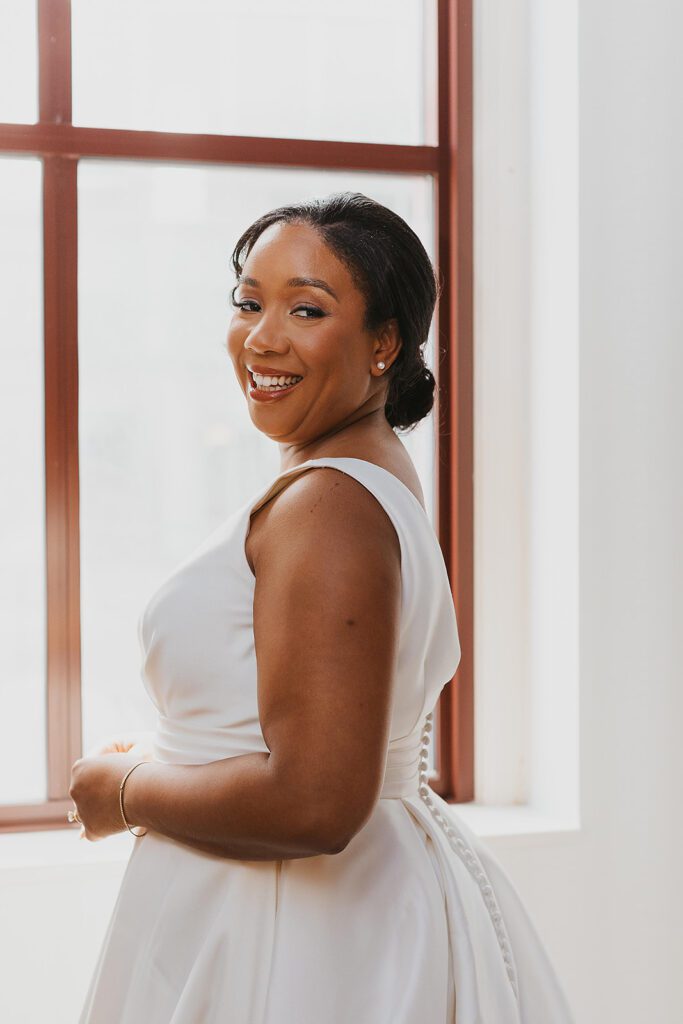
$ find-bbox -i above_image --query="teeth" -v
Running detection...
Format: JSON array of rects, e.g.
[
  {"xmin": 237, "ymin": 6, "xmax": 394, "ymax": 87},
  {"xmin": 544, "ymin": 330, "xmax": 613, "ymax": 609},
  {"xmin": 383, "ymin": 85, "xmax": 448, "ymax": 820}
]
[{"xmin": 251, "ymin": 371, "xmax": 302, "ymax": 388}]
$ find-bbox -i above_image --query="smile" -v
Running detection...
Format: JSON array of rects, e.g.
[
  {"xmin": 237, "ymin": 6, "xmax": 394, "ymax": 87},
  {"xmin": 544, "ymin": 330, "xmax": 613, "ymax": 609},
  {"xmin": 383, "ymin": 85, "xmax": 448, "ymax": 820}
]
[{"xmin": 247, "ymin": 369, "xmax": 304, "ymax": 403}]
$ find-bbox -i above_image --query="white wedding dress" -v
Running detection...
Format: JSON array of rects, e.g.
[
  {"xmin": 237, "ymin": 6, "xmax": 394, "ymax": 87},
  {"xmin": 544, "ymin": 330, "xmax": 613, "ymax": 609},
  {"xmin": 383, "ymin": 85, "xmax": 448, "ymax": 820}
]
[{"xmin": 79, "ymin": 457, "xmax": 575, "ymax": 1023}]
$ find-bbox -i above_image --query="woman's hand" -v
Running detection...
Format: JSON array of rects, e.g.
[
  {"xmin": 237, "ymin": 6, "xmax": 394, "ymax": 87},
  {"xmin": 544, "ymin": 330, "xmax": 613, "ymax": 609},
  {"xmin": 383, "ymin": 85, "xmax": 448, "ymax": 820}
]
[
  {"xmin": 84, "ymin": 730, "xmax": 156, "ymax": 761},
  {"xmin": 69, "ymin": 749, "xmax": 153, "ymax": 842}
]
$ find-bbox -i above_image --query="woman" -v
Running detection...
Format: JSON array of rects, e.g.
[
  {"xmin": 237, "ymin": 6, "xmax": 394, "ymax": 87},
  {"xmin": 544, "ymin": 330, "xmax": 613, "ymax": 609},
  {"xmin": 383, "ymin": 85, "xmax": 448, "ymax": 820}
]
[{"xmin": 71, "ymin": 192, "xmax": 574, "ymax": 1023}]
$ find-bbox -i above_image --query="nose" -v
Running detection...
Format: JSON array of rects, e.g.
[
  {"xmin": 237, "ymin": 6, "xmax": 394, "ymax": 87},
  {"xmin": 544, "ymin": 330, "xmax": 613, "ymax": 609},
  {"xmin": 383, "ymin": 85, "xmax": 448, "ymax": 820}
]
[{"xmin": 242, "ymin": 310, "xmax": 291, "ymax": 358}]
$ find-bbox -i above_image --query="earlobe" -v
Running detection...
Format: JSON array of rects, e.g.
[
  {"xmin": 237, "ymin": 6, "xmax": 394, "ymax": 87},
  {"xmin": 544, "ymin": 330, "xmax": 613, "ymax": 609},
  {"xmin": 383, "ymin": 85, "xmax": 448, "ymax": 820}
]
[{"xmin": 371, "ymin": 318, "xmax": 401, "ymax": 375}]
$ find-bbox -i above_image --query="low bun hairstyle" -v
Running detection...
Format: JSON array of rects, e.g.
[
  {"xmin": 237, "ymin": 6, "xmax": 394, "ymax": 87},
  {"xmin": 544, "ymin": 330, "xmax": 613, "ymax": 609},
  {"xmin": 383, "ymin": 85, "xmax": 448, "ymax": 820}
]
[{"xmin": 230, "ymin": 191, "xmax": 440, "ymax": 433}]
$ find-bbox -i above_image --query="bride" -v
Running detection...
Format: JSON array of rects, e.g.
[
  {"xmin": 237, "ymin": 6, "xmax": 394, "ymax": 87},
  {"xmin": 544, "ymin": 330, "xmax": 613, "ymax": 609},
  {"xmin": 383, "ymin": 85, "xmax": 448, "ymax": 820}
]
[{"xmin": 71, "ymin": 191, "xmax": 574, "ymax": 1023}]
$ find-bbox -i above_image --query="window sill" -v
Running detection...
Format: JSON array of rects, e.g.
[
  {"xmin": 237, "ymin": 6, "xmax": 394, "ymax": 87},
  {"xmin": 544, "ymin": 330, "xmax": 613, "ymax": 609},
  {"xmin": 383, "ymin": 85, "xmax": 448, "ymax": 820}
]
[
  {"xmin": 449, "ymin": 801, "xmax": 581, "ymax": 842},
  {"xmin": 0, "ymin": 828, "xmax": 136, "ymax": 870}
]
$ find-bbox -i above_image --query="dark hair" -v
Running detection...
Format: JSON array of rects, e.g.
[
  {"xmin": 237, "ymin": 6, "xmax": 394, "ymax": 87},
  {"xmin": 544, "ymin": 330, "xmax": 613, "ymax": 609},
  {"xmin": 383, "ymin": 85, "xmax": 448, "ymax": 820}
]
[{"xmin": 229, "ymin": 191, "xmax": 441, "ymax": 432}]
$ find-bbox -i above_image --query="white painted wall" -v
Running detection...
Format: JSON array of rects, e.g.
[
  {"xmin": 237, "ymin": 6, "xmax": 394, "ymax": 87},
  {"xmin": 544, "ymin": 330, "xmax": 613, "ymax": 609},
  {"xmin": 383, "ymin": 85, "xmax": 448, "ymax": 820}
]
[
  {"xmin": 571, "ymin": 0, "xmax": 683, "ymax": 1017},
  {"xmin": 470, "ymin": 1, "xmax": 683, "ymax": 1021},
  {"xmin": 1, "ymin": 2, "xmax": 682, "ymax": 1021}
]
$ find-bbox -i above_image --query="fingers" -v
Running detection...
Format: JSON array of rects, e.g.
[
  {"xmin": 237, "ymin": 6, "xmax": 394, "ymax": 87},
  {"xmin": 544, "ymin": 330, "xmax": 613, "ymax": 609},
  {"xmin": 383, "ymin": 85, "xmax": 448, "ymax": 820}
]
[
  {"xmin": 85, "ymin": 738, "xmax": 134, "ymax": 757},
  {"xmin": 84, "ymin": 731, "xmax": 155, "ymax": 758}
]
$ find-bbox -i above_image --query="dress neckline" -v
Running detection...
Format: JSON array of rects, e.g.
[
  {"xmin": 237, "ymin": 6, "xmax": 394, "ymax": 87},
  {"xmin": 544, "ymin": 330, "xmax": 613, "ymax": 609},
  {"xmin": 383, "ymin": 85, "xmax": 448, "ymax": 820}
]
[{"xmin": 271, "ymin": 456, "xmax": 430, "ymax": 519}]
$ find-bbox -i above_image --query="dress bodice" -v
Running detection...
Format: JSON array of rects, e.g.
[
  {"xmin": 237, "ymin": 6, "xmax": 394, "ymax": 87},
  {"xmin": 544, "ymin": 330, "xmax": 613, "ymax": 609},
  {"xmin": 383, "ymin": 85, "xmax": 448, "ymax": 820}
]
[{"xmin": 137, "ymin": 457, "xmax": 461, "ymax": 798}]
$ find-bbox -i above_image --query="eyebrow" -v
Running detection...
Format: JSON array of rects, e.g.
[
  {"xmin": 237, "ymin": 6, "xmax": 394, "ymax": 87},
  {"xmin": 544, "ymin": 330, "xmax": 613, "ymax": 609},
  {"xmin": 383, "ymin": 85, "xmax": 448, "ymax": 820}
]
[{"xmin": 236, "ymin": 274, "xmax": 339, "ymax": 302}]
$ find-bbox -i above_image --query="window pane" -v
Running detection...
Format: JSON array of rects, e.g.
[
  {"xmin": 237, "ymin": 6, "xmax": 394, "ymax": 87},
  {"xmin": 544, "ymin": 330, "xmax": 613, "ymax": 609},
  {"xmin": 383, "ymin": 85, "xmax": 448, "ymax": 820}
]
[
  {"xmin": 0, "ymin": 158, "xmax": 46, "ymax": 804},
  {"xmin": 72, "ymin": 0, "xmax": 438, "ymax": 145},
  {"xmin": 78, "ymin": 161, "xmax": 435, "ymax": 752},
  {"xmin": 0, "ymin": 1, "xmax": 38, "ymax": 123}
]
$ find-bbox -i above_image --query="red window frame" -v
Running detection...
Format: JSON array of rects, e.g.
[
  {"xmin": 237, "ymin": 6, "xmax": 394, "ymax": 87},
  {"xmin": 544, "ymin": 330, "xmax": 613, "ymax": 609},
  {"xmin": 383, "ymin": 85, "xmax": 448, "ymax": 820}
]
[{"xmin": 0, "ymin": 0, "xmax": 473, "ymax": 832}]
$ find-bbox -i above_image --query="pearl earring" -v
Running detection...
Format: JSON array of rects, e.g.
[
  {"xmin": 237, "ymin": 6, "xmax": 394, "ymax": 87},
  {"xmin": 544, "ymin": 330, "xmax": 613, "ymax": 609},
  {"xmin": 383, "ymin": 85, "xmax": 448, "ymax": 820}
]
[{"xmin": 377, "ymin": 361, "xmax": 386, "ymax": 370}]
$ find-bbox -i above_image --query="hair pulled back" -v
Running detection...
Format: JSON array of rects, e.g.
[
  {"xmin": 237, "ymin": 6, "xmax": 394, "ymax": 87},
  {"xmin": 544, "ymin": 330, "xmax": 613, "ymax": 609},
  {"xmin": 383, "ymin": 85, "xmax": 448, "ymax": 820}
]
[{"xmin": 230, "ymin": 191, "xmax": 440, "ymax": 432}]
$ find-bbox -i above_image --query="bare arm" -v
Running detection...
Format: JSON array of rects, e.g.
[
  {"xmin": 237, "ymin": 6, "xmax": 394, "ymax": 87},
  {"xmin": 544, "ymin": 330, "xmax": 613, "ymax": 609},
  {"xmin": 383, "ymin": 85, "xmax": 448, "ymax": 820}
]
[{"xmin": 122, "ymin": 468, "xmax": 402, "ymax": 860}]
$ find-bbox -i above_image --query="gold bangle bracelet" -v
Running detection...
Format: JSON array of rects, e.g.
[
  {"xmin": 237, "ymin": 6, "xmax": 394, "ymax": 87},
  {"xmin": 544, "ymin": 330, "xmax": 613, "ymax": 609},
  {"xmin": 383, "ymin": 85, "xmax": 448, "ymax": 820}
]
[{"xmin": 119, "ymin": 760, "xmax": 149, "ymax": 837}]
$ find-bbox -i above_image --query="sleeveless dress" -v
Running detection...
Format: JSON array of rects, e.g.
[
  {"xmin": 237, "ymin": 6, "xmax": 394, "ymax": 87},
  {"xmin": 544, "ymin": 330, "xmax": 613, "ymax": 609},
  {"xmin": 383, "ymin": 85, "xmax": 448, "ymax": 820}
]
[{"xmin": 78, "ymin": 456, "xmax": 575, "ymax": 1024}]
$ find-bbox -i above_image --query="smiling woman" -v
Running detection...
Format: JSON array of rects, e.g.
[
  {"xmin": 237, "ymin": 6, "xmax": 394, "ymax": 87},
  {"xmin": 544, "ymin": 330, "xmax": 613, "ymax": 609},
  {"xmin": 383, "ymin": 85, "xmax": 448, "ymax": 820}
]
[
  {"xmin": 227, "ymin": 191, "xmax": 437, "ymax": 439},
  {"xmin": 75, "ymin": 191, "xmax": 575, "ymax": 1024}
]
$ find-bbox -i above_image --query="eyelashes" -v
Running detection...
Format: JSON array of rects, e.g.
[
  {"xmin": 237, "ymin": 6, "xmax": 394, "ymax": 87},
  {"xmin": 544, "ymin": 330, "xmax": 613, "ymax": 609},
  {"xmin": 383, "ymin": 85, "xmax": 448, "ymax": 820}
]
[{"xmin": 230, "ymin": 298, "xmax": 326, "ymax": 319}]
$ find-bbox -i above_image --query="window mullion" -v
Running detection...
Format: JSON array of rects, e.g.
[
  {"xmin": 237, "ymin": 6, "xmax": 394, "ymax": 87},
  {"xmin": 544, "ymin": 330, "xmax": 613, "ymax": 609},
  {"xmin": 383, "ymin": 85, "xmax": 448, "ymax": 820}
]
[
  {"xmin": 39, "ymin": 0, "xmax": 82, "ymax": 803},
  {"xmin": 38, "ymin": 0, "xmax": 72, "ymax": 126},
  {"xmin": 433, "ymin": 0, "xmax": 474, "ymax": 803}
]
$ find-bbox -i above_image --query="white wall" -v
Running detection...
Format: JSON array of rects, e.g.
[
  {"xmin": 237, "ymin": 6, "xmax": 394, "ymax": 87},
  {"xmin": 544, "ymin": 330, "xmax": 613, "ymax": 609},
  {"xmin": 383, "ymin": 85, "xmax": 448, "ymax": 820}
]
[
  {"xmin": 470, "ymin": 1, "xmax": 683, "ymax": 1021},
  {"xmin": 1, "ymin": 2, "xmax": 682, "ymax": 1021},
  {"xmin": 572, "ymin": 0, "xmax": 683, "ymax": 1016}
]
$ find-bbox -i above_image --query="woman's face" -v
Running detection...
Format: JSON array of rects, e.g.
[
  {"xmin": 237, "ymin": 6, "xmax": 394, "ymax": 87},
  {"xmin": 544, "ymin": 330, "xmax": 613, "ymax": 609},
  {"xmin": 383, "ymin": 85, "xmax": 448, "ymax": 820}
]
[{"xmin": 226, "ymin": 221, "xmax": 400, "ymax": 448}]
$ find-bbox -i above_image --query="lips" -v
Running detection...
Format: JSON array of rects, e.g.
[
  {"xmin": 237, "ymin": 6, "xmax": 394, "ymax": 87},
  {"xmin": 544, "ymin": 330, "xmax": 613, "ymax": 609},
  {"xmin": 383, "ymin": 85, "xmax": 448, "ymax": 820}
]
[
  {"xmin": 247, "ymin": 364, "xmax": 303, "ymax": 378},
  {"xmin": 247, "ymin": 371, "xmax": 304, "ymax": 403}
]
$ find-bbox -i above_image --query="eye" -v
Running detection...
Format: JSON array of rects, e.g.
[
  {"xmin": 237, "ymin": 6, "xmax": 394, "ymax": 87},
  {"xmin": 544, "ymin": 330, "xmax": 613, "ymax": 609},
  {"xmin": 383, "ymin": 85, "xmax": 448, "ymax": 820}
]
[
  {"xmin": 292, "ymin": 305, "xmax": 326, "ymax": 319},
  {"xmin": 230, "ymin": 298, "xmax": 326, "ymax": 319}
]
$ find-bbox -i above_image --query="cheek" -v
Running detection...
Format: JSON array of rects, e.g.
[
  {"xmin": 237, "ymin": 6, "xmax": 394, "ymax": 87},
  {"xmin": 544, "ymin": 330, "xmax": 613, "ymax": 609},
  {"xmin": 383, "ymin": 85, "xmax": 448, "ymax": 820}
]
[{"xmin": 300, "ymin": 326, "xmax": 348, "ymax": 370}]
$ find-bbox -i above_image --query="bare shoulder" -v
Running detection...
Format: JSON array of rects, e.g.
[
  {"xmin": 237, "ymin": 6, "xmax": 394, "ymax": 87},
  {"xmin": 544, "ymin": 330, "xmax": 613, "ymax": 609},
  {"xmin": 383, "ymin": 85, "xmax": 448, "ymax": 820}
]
[
  {"xmin": 246, "ymin": 465, "xmax": 401, "ymax": 576},
  {"xmin": 248, "ymin": 465, "xmax": 404, "ymax": 849}
]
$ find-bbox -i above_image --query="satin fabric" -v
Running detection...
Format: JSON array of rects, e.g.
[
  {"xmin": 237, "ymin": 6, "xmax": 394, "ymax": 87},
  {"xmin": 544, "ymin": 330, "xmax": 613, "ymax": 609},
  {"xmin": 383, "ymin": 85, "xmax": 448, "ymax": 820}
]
[{"xmin": 79, "ymin": 457, "xmax": 574, "ymax": 1023}]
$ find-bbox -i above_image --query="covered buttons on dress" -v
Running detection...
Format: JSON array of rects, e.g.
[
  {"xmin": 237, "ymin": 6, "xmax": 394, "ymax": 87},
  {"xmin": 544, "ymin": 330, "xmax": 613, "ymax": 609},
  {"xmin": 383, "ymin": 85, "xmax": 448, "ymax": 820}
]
[{"xmin": 417, "ymin": 712, "xmax": 520, "ymax": 1001}]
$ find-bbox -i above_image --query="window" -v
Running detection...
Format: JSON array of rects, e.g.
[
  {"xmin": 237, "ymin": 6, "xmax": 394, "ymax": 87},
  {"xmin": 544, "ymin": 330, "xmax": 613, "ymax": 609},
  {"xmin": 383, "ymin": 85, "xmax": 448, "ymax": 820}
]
[{"xmin": 0, "ymin": 0, "xmax": 473, "ymax": 832}]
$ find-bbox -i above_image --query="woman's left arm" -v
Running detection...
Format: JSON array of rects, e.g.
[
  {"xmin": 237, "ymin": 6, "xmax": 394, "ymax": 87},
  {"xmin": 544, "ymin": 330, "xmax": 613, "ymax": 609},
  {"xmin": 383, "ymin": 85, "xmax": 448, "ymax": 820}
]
[
  {"xmin": 70, "ymin": 748, "xmax": 337, "ymax": 860},
  {"xmin": 70, "ymin": 468, "xmax": 402, "ymax": 861}
]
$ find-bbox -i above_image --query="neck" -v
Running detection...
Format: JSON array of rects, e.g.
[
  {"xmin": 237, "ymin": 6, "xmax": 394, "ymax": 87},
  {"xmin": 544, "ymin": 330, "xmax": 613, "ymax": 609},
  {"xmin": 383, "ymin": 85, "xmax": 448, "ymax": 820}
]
[{"xmin": 279, "ymin": 407, "xmax": 394, "ymax": 469}]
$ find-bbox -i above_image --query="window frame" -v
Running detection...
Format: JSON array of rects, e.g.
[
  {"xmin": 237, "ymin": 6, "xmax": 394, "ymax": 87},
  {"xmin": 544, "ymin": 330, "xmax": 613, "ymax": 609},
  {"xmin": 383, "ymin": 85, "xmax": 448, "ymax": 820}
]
[{"xmin": 0, "ymin": 0, "xmax": 473, "ymax": 832}]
